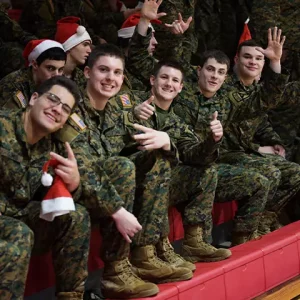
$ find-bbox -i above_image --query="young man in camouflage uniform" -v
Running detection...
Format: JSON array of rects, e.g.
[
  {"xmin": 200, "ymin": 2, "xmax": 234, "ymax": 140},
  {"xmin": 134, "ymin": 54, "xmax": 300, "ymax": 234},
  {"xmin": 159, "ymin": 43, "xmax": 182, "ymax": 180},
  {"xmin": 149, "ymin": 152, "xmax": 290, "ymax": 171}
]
[
  {"xmin": 0, "ymin": 39, "xmax": 66, "ymax": 110},
  {"xmin": 0, "ymin": 76, "xmax": 90, "ymax": 300},
  {"xmin": 56, "ymin": 44, "xmax": 194, "ymax": 299}
]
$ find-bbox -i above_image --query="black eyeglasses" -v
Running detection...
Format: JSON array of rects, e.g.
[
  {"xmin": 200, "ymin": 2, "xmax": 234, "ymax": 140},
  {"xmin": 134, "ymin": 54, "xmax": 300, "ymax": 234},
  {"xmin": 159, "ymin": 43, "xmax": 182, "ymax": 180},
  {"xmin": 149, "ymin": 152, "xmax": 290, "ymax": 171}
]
[{"xmin": 45, "ymin": 92, "xmax": 73, "ymax": 115}]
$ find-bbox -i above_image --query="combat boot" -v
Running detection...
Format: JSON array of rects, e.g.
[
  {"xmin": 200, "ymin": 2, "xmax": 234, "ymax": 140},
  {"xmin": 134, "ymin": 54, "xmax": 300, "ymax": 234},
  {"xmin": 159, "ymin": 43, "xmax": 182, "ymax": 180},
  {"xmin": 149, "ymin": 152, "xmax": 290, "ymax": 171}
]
[
  {"xmin": 231, "ymin": 230, "xmax": 261, "ymax": 246},
  {"xmin": 258, "ymin": 211, "xmax": 282, "ymax": 235},
  {"xmin": 101, "ymin": 258, "xmax": 159, "ymax": 299},
  {"xmin": 156, "ymin": 236, "xmax": 196, "ymax": 271},
  {"xmin": 131, "ymin": 244, "xmax": 193, "ymax": 283},
  {"xmin": 56, "ymin": 292, "xmax": 84, "ymax": 300},
  {"xmin": 182, "ymin": 225, "xmax": 232, "ymax": 262}
]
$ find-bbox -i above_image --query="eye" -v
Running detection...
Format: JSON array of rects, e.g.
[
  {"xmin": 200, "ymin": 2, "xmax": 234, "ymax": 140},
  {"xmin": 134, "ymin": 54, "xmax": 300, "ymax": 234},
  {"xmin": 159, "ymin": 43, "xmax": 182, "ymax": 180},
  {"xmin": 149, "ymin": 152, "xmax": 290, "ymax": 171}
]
[
  {"xmin": 115, "ymin": 70, "xmax": 123, "ymax": 76},
  {"xmin": 47, "ymin": 66, "xmax": 55, "ymax": 71},
  {"xmin": 219, "ymin": 70, "xmax": 226, "ymax": 75}
]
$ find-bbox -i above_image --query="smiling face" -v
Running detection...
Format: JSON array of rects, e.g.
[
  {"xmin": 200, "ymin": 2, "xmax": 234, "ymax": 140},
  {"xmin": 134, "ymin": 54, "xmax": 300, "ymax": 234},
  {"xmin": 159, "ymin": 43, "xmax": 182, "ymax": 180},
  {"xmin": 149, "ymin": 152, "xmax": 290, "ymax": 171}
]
[
  {"xmin": 197, "ymin": 58, "xmax": 227, "ymax": 98},
  {"xmin": 235, "ymin": 46, "xmax": 265, "ymax": 82},
  {"xmin": 85, "ymin": 55, "xmax": 124, "ymax": 101},
  {"xmin": 28, "ymin": 84, "xmax": 75, "ymax": 134},
  {"xmin": 150, "ymin": 66, "xmax": 183, "ymax": 108}
]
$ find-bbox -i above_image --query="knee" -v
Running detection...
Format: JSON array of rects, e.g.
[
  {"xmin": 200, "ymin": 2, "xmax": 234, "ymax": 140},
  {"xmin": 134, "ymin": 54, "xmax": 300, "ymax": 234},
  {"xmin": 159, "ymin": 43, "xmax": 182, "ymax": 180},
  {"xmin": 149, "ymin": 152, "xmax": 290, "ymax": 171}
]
[
  {"xmin": 103, "ymin": 156, "xmax": 135, "ymax": 176},
  {"xmin": 70, "ymin": 205, "xmax": 91, "ymax": 230},
  {"xmin": 12, "ymin": 222, "xmax": 34, "ymax": 250}
]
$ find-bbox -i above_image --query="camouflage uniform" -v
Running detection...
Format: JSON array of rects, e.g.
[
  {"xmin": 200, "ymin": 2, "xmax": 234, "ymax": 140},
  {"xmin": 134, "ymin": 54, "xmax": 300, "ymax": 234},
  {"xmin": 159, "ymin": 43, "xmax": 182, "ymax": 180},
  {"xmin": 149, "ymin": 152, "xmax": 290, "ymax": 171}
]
[
  {"xmin": 0, "ymin": 216, "xmax": 33, "ymax": 299},
  {"xmin": 55, "ymin": 92, "xmax": 172, "ymax": 261},
  {"xmin": 0, "ymin": 109, "xmax": 90, "ymax": 295},
  {"xmin": 127, "ymin": 27, "xmax": 199, "ymax": 92},
  {"xmin": 173, "ymin": 69, "xmax": 289, "ymax": 233},
  {"xmin": 220, "ymin": 74, "xmax": 300, "ymax": 214},
  {"xmin": 250, "ymin": 0, "xmax": 300, "ymax": 81},
  {"xmin": 0, "ymin": 68, "xmax": 35, "ymax": 110},
  {"xmin": 0, "ymin": 5, "xmax": 36, "ymax": 79},
  {"xmin": 132, "ymin": 91, "xmax": 220, "ymax": 241}
]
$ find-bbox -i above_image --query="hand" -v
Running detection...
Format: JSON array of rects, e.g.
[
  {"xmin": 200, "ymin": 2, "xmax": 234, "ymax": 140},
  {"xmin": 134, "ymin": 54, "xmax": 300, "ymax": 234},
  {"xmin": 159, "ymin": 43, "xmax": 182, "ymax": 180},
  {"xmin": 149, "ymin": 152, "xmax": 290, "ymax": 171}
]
[
  {"xmin": 123, "ymin": 7, "xmax": 141, "ymax": 19},
  {"xmin": 133, "ymin": 123, "xmax": 171, "ymax": 151},
  {"xmin": 141, "ymin": 0, "xmax": 166, "ymax": 21},
  {"xmin": 210, "ymin": 111, "xmax": 223, "ymax": 142},
  {"xmin": 258, "ymin": 146, "xmax": 276, "ymax": 155},
  {"xmin": 273, "ymin": 144, "xmax": 286, "ymax": 157},
  {"xmin": 134, "ymin": 96, "xmax": 155, "ymax": 120},
  {"xmin": 50, "ymin": 142, "xmax": 80, "ymax": 192},
  {"xmin": 112, "ymin": 207, "xmax": 142, "ymax": 243},
  {"xmin": 256, "ymin": 27, "xmax": 286, "ymax": 62},
  {"xmin": 165, "ymin": 13, "xmax": 193, "ymax": 35}
]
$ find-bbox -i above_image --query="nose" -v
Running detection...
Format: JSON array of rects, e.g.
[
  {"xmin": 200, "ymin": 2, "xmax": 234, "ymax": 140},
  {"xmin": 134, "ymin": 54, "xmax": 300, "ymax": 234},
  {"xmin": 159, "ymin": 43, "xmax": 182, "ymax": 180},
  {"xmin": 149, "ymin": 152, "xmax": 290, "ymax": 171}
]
[
  {"xmin": 153, "ymin": 37, "xmax": 158, "ymax": 45},
  {"xmin": 52, "ymin": 102, "xmax": 63, "ymax": 114},
  {"xmin": 51, "ymin": 69, "xmax": 60, "ymax": 77},
  {"xmin": 87, "ymin": 45, "xmax": 92, "ymax": 54}
]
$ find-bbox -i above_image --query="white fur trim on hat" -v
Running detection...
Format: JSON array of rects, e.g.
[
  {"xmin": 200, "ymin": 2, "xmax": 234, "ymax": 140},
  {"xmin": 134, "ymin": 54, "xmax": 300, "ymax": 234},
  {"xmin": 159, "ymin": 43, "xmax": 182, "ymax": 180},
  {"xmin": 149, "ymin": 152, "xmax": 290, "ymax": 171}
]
[
  {"xmin": 62, "ymin": 26, "xmax": 91, "ymax": 51},
  {"xmin": 40, "ymin": 196, "xmax": 75, "ymax": 222},
  {"xmin": 28, "ymin": 40, "xmax": 64, "ymax": 66},
  {"xmin": 118, "ymin": 23, "xmax": 154, "ymax": 39}
]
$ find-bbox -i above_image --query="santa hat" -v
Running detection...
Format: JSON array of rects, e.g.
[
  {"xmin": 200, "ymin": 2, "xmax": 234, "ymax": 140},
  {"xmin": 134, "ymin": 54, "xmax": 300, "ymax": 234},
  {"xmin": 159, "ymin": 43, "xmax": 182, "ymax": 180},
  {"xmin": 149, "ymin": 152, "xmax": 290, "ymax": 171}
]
[
  {"xmin": 55, "ymin": 16, "xmax": 91, "ymax": 51},
  {"xmin": 40, "ymin": 159, "xmax": 75, "ymax": 222},
  {"xmin": 118, "ymin": 13, "xmax": 162, "ymax": 39},
  {"xmin": 238, "ymin": 18, "xmax": 252, "ymax": 45},
  {"xmin": 23, "ymin": 39, "xmax": 64, "ymax": 67}
]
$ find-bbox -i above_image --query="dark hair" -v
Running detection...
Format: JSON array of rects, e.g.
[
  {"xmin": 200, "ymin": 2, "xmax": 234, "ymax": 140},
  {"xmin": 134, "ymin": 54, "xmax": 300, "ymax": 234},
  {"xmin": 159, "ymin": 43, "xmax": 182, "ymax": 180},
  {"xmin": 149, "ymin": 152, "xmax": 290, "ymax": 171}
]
[
  {"xmin": 152, "ymin": 59, "xmax": 185, "ymax": 82},
  {"xmin": 236, "ymin": 39, "xmax": 261, "ymax": 56},
  {"xmin": 35, "ymin": 76, "xmax": 81, "ymax": 108},
  {"xmin": 87, "ymin": 43, "xmax": 125, "ymax": 69},
  {"xmin": 118, "ymin": 37, "xmax": 130, "ymax": 50},
  {"xmin": 199, "ymin": 50, "xmax": 230, "ymax": 71},
  {"xmin": 36, "ymin": 47, "xmax": 67, "ymax": 66}
]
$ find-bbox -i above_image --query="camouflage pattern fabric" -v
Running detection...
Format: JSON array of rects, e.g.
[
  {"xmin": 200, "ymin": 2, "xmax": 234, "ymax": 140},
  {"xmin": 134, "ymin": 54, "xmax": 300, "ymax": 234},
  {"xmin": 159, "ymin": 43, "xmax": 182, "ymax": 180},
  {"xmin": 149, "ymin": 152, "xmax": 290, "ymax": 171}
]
[
  {"xmin": 72, "ymin": 67, "xmax": 87, "ymax": 95},
  {"xmin": 0, "ymin": 68, "xmax": 35, "ymax": 110},
  {"xmin": 0, "ymin": 109, "xmax": 90, "ymax": 293},
  {"xmin": 0, "ymin": 216, "xmax": 33, "ymax": 299}
]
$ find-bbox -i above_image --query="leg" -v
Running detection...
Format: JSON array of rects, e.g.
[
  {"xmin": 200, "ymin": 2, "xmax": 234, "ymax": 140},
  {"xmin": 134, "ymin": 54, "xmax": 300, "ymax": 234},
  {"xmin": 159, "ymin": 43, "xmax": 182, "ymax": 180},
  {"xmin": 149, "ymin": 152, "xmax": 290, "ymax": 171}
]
[{"xmin": 0, "ymin": 216, "xmax": 33, "ymax": 300}]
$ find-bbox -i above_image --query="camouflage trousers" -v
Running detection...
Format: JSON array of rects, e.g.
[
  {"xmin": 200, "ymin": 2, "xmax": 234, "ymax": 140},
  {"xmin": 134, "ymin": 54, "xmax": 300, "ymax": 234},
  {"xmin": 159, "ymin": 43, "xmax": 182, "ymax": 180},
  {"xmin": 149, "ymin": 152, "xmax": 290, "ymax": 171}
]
[
  {"xmin": 215, "ymin": 163, "xmax": 270, "ymax": 233},
  {"xmin": 169, "ymin": 164, "xmax": 217, "ymax": 243},
  {"xmin": 0, "ymin": 216, "xmax": 33, "ymax": 300},
  {"xmin": 0, "ymin": 42, "xmax": 25, "ymax": 80},
  {"xmin": 220, "ymin": 152, "xmax": 300, "ymax": 213},
  {"xmin": 15, "ymin": 202, "xmax": 90, "ymax": 293}
]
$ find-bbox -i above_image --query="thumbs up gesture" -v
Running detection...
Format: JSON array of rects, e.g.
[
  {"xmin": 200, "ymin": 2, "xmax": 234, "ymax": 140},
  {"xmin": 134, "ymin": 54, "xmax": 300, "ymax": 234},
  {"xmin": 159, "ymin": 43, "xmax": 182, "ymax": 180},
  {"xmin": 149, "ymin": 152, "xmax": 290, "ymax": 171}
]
[
  {"xmin": 210, "ymin": 111, "xmax": 223, "ymax": 142},
  {"xmin": 134, "ymin": 95, "xmax": 155, "ymax": 120}
]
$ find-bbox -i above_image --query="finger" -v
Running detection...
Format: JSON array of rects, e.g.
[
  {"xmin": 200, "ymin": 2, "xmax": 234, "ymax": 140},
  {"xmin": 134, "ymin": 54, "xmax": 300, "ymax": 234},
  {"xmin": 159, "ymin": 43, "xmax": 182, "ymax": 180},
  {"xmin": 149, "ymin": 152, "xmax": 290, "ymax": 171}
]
[
  {"xmin": 210, "ymin": 120, "xmax": 221, "ymax": 126},
  {"xmin": 164, "ymin": 23, "xmax": 173, "ymax": 28},
  {"xmin": 157, "ymin": 0, "xmax": 163, "ymax": 6},
  {"xmin": 54, "ymin": 169, "xmax": 69, "ymax": 181},
  {"xmin": 267, "ymin": 28, "xmax": 272, "ymax": 43},
  {"xmin": 255, "ymin": 47, "xmax": 265, "ymax": 55},
  {"xmin": 65, "ymin": 142, "xmax": 76, "ymax": 161},
  {"xmin": 177, "ymin": 23, "xmax": 184, "ymax": 34},
  {"xmin": 146, "ymin": 95, "xmax": 155, "ymax": 104},
  {"xmin": 157, "ymin": 12, "xmax": 167, "ymax": 19},
  {"xmin": 133, "ymin": 133, "xmax": 149, "ymax": 140},
  {"xmin": 139, "ymin": 114, "xmax": 150, "ymax": 120},
  {"xmin": 272, "ymin": 26, "xmax": 278, "ymax": 41},
  {"xmin": 280, "ymin": 35, "xmax": 286, "ymax": 46},
  {"xmin": 50, "ymin": 151, "xmax": 68, "ymax": 165},
  {"xmin": 276, "ymin": 28, "xmax": 282, "ymax": 42},
  {"xmin": 140, "ymin": 111, "xmax": 153, "ymax": 118},
  {"xmin": 55, "ymin": 164, "xmax": 72, "ymax": 174},
  {"xmin": 186, "ymin": 16, "xmax": 193, "ymax": 26},
  {"xmin": 178, "ymin": 12, "xmax": 183, "ymax": 22},
  {"xmin": 123, "ymin": 233, "xmax": 132, "ymax": 243},
  {"xmin": 133, "ymin": 123, "xmax": 152, "ymax": 132},
  {"xmin": 211, "ymin": 111, "xmax": 218, "ymax": 121},
  {"xmin": 141, "ymin": 105, "xmax": 155, "ymax": 114}
]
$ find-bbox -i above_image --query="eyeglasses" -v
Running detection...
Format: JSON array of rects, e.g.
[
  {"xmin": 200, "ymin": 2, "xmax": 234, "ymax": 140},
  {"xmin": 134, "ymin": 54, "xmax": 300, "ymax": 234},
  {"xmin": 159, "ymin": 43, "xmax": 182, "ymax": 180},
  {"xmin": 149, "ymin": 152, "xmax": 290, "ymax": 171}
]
[{"xmin": 44, "ymin": 92, "xmax": 73, "ymax": 115}]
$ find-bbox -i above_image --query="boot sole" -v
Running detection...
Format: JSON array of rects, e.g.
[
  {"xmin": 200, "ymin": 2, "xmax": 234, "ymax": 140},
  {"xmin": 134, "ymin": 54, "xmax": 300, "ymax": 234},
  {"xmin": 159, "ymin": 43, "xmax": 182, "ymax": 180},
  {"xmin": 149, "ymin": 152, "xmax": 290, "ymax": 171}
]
[
  {"xmin": 183, "ymin": 254, "xmax": 231, "ymax": 263},
  {"xmin": 154, "ymin": 270, "xmax": 193, "ymax": 284}
]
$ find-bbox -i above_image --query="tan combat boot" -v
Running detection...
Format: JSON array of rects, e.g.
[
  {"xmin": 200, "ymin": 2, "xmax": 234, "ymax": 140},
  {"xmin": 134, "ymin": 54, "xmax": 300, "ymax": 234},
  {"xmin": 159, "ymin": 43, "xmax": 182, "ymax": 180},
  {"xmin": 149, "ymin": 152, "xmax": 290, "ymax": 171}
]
[
  {"xmin": 258, "ymin": 211, "xmax": 282, "ymax": 235},
  {"xmin": 101, "ymin": 258, "xmax": 159, "ymax": 299},
  {"xmin": 231, "ymin": 230, "xmax": 261, "ymax": 247},
  {"xmin": 56, "ymin": 292, "xmax": 84, "ymax": 300},
  {"xmin": 182, "ymin": 225, "xmax": 232, "ymax": 262},
  {"xmin": 156, "ymin": 236, "xmax": 196, "ymax": 271},
  {"xmin": 131, "ymin": 244, "xmax": 193, "ymax": 283}
]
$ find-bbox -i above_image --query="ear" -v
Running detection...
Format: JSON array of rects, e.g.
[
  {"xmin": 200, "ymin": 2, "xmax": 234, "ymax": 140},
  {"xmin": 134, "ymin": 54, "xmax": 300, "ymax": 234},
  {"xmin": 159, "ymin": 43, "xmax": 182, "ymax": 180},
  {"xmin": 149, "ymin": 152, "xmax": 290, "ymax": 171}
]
[
  {"xmin": 178, "ymin": 82, "xmax": 183, "ymax": 93},
  {"xmin": 28, "ymin": 92, "xmax": 39, "ymax": 106},
  {"xmin": 84, "ymin": 66, "xmax": 90, "ymax": 79},
  {"xmin": 31, "ymin": 60, "xmax": 38, "ymax": 71},
  {"xmin": 234, "ymin": 55, "xmax": 238, "ymax": 65},
  {"xmin": 197, "ymin": 66, "xmax": 202, "ymax": 77},
  {"xmin": 150, "ymin": 75, "xmax": 155, "ymax": 86}
]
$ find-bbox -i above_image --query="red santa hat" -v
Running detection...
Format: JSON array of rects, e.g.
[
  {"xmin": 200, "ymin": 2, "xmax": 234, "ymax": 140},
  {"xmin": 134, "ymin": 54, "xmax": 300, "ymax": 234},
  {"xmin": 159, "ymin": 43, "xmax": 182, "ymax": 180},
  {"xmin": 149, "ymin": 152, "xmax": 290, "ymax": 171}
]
[
  {"xmin": 55, "ymin": 16, "xmax": 91, "ymax": 51},
  {"xmin": 238, "ymin": 18, "xmax": 252, "ymax": 45},
  {"xmin": 23, "ymin": 39, "xmax": 64, "ymax": 67},
  {"xmin": 118, "ymin": 13, "xmax": 162, "ymax": 39},
  {"xmin": 40, "ymin": 159, "xmax": 75, "ymax": 222}
]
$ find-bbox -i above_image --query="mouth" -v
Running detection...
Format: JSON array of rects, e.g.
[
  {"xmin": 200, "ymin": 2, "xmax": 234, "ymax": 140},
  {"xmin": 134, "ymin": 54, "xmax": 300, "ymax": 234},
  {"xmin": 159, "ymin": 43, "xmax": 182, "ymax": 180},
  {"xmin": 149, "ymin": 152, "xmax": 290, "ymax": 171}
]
[
  {"xmin": 101, "ymin": 83, "xmax": 115, "ymax": 91},
  {"xmin": 45, "ymin": 112, "xmax": 57, "ymax": 123},
  {"xmin": 208, "ymin": 80, "xmax": 218, "ymax": 87},
  {"xmin": 246, "ymin": 66, "xmax": 258, "ymax": 71}
]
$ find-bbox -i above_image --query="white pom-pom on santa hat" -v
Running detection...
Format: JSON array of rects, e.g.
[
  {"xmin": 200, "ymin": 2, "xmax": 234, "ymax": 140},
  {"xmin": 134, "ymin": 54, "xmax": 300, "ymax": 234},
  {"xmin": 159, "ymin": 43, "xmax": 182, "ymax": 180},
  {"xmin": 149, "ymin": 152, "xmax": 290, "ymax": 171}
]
[
  {"xmin": 40, "ymin": 159, "xmax": 75, "ymax": 222},
  {"xmin": 55, "ymin": 16, "xmax": 91, "ymax": 51}
]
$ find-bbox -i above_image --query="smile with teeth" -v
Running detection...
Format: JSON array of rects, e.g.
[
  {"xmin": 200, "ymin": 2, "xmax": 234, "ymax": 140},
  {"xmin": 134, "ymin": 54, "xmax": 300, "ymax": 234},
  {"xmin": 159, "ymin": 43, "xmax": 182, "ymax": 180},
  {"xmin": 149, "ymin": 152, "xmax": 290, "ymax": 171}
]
[
  {"xmin": 45, "ymin": 112, "xmax": 57, "ymax": 122},
  {"xmin": 102, "ymin": 83, "xmax": 114, "ymax": 90}
]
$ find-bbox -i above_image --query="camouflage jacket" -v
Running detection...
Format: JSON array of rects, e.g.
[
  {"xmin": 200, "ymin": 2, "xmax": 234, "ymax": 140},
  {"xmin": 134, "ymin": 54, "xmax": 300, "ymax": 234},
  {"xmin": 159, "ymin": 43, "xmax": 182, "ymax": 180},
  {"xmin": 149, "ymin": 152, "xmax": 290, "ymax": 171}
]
[
  {"xmin": 133, "ymin": 91, "xmax": 220, "ymax": 166},
  {"xmin": 0, "ymin": 109, "xmax": 55, "ymax": 216},
  {"xmin": 174, "ymin": 70, "xmax": 288, "ymax": 157},
  {"xmin": 0, "ymin": 68, "xmax": 35, "ymax": 110},
  {"xmin": 72, "ymin": 67, "xmax": 87, "ymax": 95},
  {"xmin": 127, "ymin": 27, "xmax": 199, "ymax": 91},
  {"xmin": 0, "ymin": 7, "xmax": 36, "ymax": 46}
]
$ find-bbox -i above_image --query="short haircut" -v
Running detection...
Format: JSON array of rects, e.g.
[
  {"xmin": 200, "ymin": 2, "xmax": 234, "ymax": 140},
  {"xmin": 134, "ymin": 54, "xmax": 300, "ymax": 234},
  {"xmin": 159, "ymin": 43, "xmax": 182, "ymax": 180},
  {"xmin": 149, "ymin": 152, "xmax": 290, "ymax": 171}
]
[
  {"xmin": 152, "ymin": 59, "xmax": 185, "ymax": 82},
  {"xmin": 199, "ymin": 50, "xmax": 230, "ymax": 71},
  {"xmin": 36, "ymin": 47, "xmax": 67, "ymax": 66},
  {"xmin": 236, "ymin": 39, "xmax": 261, "ymax": 56},
  {"xmin": 87, "ymin": 43, "xmax": 125, "ymax": 69},
  {"xmin": 35, "ymin": 76, "xmax": 81, "ymax": 108}
]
